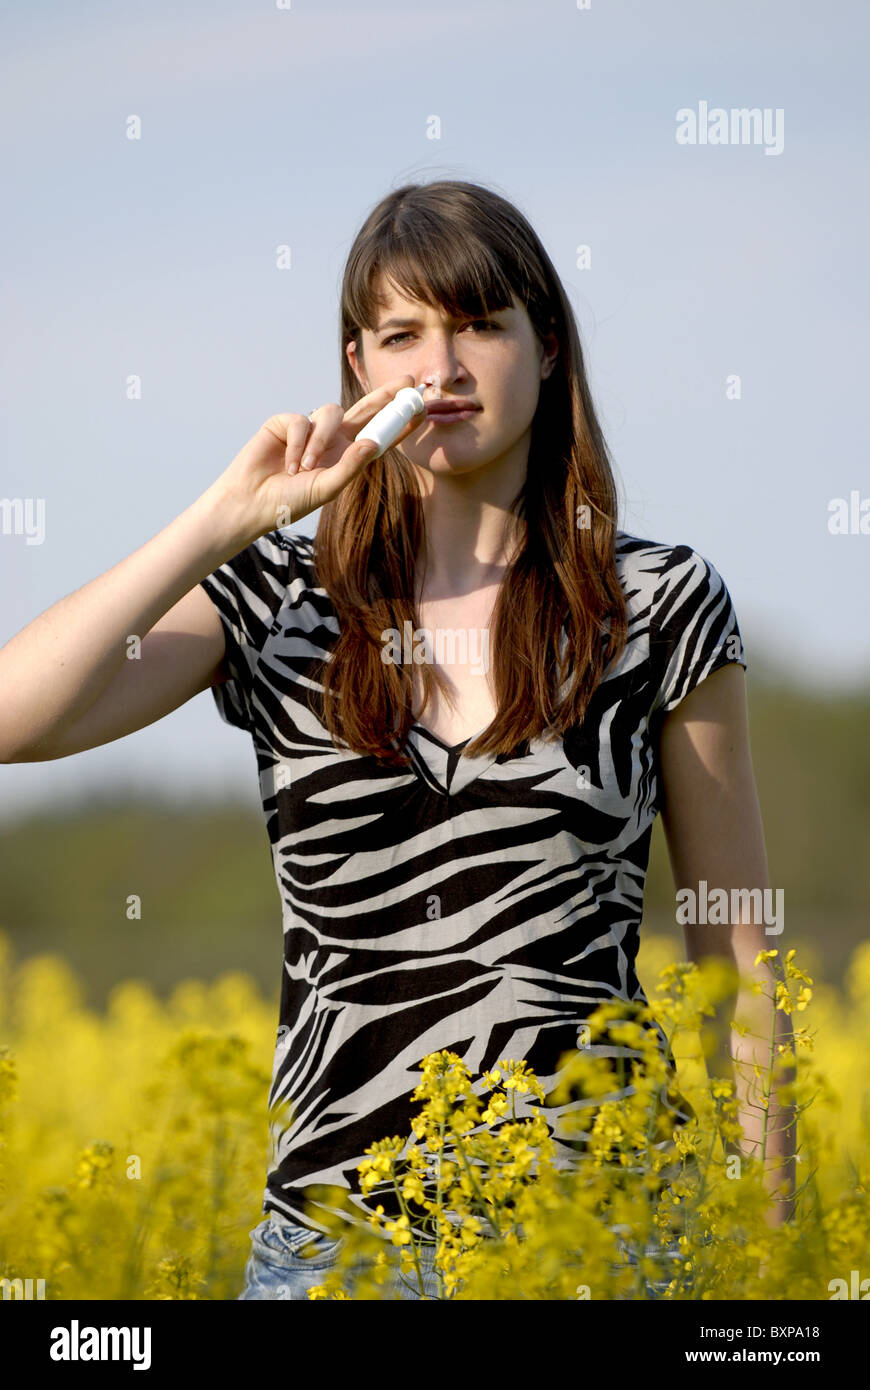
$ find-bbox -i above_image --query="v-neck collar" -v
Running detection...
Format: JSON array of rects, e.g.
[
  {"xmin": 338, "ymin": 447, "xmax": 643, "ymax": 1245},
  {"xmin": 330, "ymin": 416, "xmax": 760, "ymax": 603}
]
[
  {"xmin": 412, "ymin": 724, "xmax": 481, "ymax": 753},
  {"xmin": 401, "ymin": 723, "xmax": 500, "ymax": 796}
]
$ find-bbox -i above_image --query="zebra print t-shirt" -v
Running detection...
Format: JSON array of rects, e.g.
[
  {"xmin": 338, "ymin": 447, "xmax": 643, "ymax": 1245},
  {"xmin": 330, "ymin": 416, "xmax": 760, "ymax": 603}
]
[{"xmin": 199, "ymin": 529, "xmax": 747, "ymax": 1238}]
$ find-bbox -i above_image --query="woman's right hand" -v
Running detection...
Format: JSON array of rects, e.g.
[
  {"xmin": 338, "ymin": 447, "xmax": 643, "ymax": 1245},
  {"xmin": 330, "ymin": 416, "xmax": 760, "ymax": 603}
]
[{"xmin": 213, "ymin": 375, "xmax": 426, "ymax": 543}]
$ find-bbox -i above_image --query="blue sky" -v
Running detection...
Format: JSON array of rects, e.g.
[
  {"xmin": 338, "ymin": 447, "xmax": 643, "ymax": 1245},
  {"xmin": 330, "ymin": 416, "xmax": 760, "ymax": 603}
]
[{"xmin": 2, "ymin": 0, "xmax": 868, "ymax": 818}]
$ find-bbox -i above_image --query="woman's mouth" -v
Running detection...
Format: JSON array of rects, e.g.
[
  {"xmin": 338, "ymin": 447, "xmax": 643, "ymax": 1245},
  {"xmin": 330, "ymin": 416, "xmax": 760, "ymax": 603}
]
[{"xmin": 424, "ymin": 401, "xmax": 481, "ymax": 422}]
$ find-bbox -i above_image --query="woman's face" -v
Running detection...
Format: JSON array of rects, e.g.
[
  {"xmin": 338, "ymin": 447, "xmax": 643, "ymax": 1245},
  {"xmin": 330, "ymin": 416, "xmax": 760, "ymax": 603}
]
[{"xmin": 346, "ymin": 275, "xmax": 558, "ymax": 482}]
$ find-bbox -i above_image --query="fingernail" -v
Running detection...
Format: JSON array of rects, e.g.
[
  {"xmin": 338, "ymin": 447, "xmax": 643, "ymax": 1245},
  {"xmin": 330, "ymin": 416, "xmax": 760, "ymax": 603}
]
[{"xmin": 300, "ymin": 452, "xmax": 317, "ymax": 470}]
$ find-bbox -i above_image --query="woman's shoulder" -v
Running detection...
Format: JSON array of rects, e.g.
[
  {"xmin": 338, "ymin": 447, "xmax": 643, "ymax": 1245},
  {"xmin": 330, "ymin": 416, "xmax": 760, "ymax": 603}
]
[
  {"xmin": 613, "ymin": 529, "xmax": 732, "ymax": 610},
  {"xmin": 613, "ymin": 531, "xmax": 746, "ymax": 712},
  {"xmin": 614, "ymin": 528, "xmax": 698, "ymax": 569}
]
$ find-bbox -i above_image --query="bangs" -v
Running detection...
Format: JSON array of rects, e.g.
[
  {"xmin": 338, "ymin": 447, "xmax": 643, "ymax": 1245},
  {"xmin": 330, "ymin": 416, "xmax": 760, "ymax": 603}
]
[{"xmin": 344, "ymin": 204, "xmax": 529, "ymax": 338}]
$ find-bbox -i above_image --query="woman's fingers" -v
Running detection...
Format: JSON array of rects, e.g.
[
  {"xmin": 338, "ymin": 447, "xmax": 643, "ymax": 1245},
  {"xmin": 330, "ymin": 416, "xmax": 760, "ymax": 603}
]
[
  {"xmin": 338, "ymin": 375, "xmax": 418, "ymax": 433},
  {"xmin": 302, "ymin": 402, "xmax": 428, "ymax": 508},
  {"xmin": 289, "ymin": 377, "xmax": 421, "ymax": 476},
  {"xmin": 288, "ymin": 403, "xmax": 343, "ymax": 475},
  {"xmin": 282, "ymin": 413, "xmax": 317, "ymax": 476},
  {"xmin": 298, "ymin": 437, "xmax": 383, "ymax": 509}
]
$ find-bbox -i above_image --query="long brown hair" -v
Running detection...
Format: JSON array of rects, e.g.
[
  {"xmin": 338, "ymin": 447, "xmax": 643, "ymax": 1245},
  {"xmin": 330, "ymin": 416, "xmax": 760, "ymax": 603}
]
[{"xmin": 314, "ymin": 179, "xmax": 628, "ymax": 767}]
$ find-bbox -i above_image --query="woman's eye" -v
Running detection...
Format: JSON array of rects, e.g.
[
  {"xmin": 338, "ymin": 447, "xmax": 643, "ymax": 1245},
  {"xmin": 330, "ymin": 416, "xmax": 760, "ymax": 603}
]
[{"xmin": 381, "ymin": 320, "xmax": 498, "ymax": 347}]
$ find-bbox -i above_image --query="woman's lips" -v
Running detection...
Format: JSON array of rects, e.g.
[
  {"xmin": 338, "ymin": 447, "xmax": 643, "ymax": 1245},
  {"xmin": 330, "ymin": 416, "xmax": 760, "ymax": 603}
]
[{"xmin": 424, "ymin": 403, "xmax": 481, "ymax": 421}]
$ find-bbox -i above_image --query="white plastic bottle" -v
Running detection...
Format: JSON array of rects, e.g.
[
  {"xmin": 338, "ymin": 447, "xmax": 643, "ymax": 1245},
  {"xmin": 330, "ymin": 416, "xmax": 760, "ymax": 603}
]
[{"xmin": 354, "ymin": 386, "xmax": 425, "ymax": 459}]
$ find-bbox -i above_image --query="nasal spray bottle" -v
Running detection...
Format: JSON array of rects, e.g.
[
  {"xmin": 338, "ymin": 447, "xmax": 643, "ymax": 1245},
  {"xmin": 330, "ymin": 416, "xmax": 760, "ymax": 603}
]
[{"xmin": 353, "ymin": 374, "xmax": 441, "ymax": 458}]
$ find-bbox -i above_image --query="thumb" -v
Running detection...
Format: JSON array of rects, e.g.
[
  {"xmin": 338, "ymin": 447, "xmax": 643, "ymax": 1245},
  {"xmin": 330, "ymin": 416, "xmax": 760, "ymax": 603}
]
[{"xmin": 306, "ymin": 435, "xmax": 382, "ymax": 508}]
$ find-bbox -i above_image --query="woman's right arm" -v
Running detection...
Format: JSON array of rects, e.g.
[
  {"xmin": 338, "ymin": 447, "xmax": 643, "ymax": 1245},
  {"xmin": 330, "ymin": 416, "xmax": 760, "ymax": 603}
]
[
  {"xmin": 0, "ymin": 377, "xmax": 423, "ymax": 763},
  {"xmin": 0, "ymin": 482, "xmax": 252, "ymax": 762}
]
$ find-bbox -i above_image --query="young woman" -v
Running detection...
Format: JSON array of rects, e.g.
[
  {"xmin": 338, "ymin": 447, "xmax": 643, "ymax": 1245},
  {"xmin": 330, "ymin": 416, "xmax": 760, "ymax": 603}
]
[{"xmin": 0, "ymin": 179, "xmax": 792, "ymax": 1301}]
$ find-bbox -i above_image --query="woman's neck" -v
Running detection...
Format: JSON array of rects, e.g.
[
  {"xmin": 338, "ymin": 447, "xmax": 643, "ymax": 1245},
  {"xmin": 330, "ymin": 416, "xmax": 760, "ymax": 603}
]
[
  {"xmin": 409, "ymin": 436, "xmax": 528, "ymax": 598},
  {"xmin": 414, "ymin": 507, "xmax": 525, "ymax": 602}
]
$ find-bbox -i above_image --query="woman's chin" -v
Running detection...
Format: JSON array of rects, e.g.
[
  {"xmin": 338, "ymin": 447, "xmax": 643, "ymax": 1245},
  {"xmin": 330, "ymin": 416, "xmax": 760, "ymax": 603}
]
[{"xmin": 404, "ymin": 452, "xmax": 486, "ymax": 476}]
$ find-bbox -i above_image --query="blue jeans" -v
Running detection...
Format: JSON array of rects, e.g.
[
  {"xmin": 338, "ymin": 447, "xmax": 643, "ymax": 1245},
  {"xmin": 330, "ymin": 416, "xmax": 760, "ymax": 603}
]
[
  {"xmin": 236, "ymin": 1211, "xmax": 441, "ymax": 1300},
  {"xmin": 236, "ymin": 1212, "xmax": 694, "ymax": 1300}
]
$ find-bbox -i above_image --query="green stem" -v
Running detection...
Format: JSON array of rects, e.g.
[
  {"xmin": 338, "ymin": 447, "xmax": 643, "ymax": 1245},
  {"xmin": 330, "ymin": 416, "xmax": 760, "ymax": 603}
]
[
  {"xmin": 450, "ymin": 1126, "xmax": 503, "ymax": 1240},
  {"xmin": 435, "ymin": 1121, "xmax": 445, "ymax": 1301},
  {"xmin": 760, "ymin": 987, "xmax": 777, "ymax": 1165},
  {"xmin": 389, "ymin": 1168, "xmax": 427, "ymax": 1299},
  {"xmin": 684, "ymin": 1108, "xmax": 721, "ymax": 1249}
]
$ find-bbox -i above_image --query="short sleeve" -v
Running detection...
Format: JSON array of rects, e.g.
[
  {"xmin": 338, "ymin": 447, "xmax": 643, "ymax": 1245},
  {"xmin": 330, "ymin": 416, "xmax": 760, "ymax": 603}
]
[
  {"xmin": 199, "ymin": 530, "xmax": 292, "ymax": 733},
  {"xmin": 648, "ymin": 545, "xmax": 747, "ymax": 717}
]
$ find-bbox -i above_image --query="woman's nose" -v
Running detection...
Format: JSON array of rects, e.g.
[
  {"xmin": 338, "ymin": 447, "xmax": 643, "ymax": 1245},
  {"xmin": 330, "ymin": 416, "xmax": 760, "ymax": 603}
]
[{"xmin": 418, "ymin": 335, "xmax": 467, "ymax": 389}]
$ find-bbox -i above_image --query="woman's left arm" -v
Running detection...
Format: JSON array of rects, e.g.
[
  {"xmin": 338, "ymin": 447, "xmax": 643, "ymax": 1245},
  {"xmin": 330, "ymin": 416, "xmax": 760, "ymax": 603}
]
[{"xmin": 657, "ymin": 663, "xmax": 796, "ymax": 1226}]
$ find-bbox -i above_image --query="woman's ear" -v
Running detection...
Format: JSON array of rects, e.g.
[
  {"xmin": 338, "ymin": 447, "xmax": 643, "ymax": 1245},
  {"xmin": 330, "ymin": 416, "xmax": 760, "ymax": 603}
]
[
  {"xmin": 540, "ymin": 320, "xmax": 559, "ymax": 381},
  {"xmin": 346, "ymin": 337, "xmax": 370, "ymax": 393}
]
